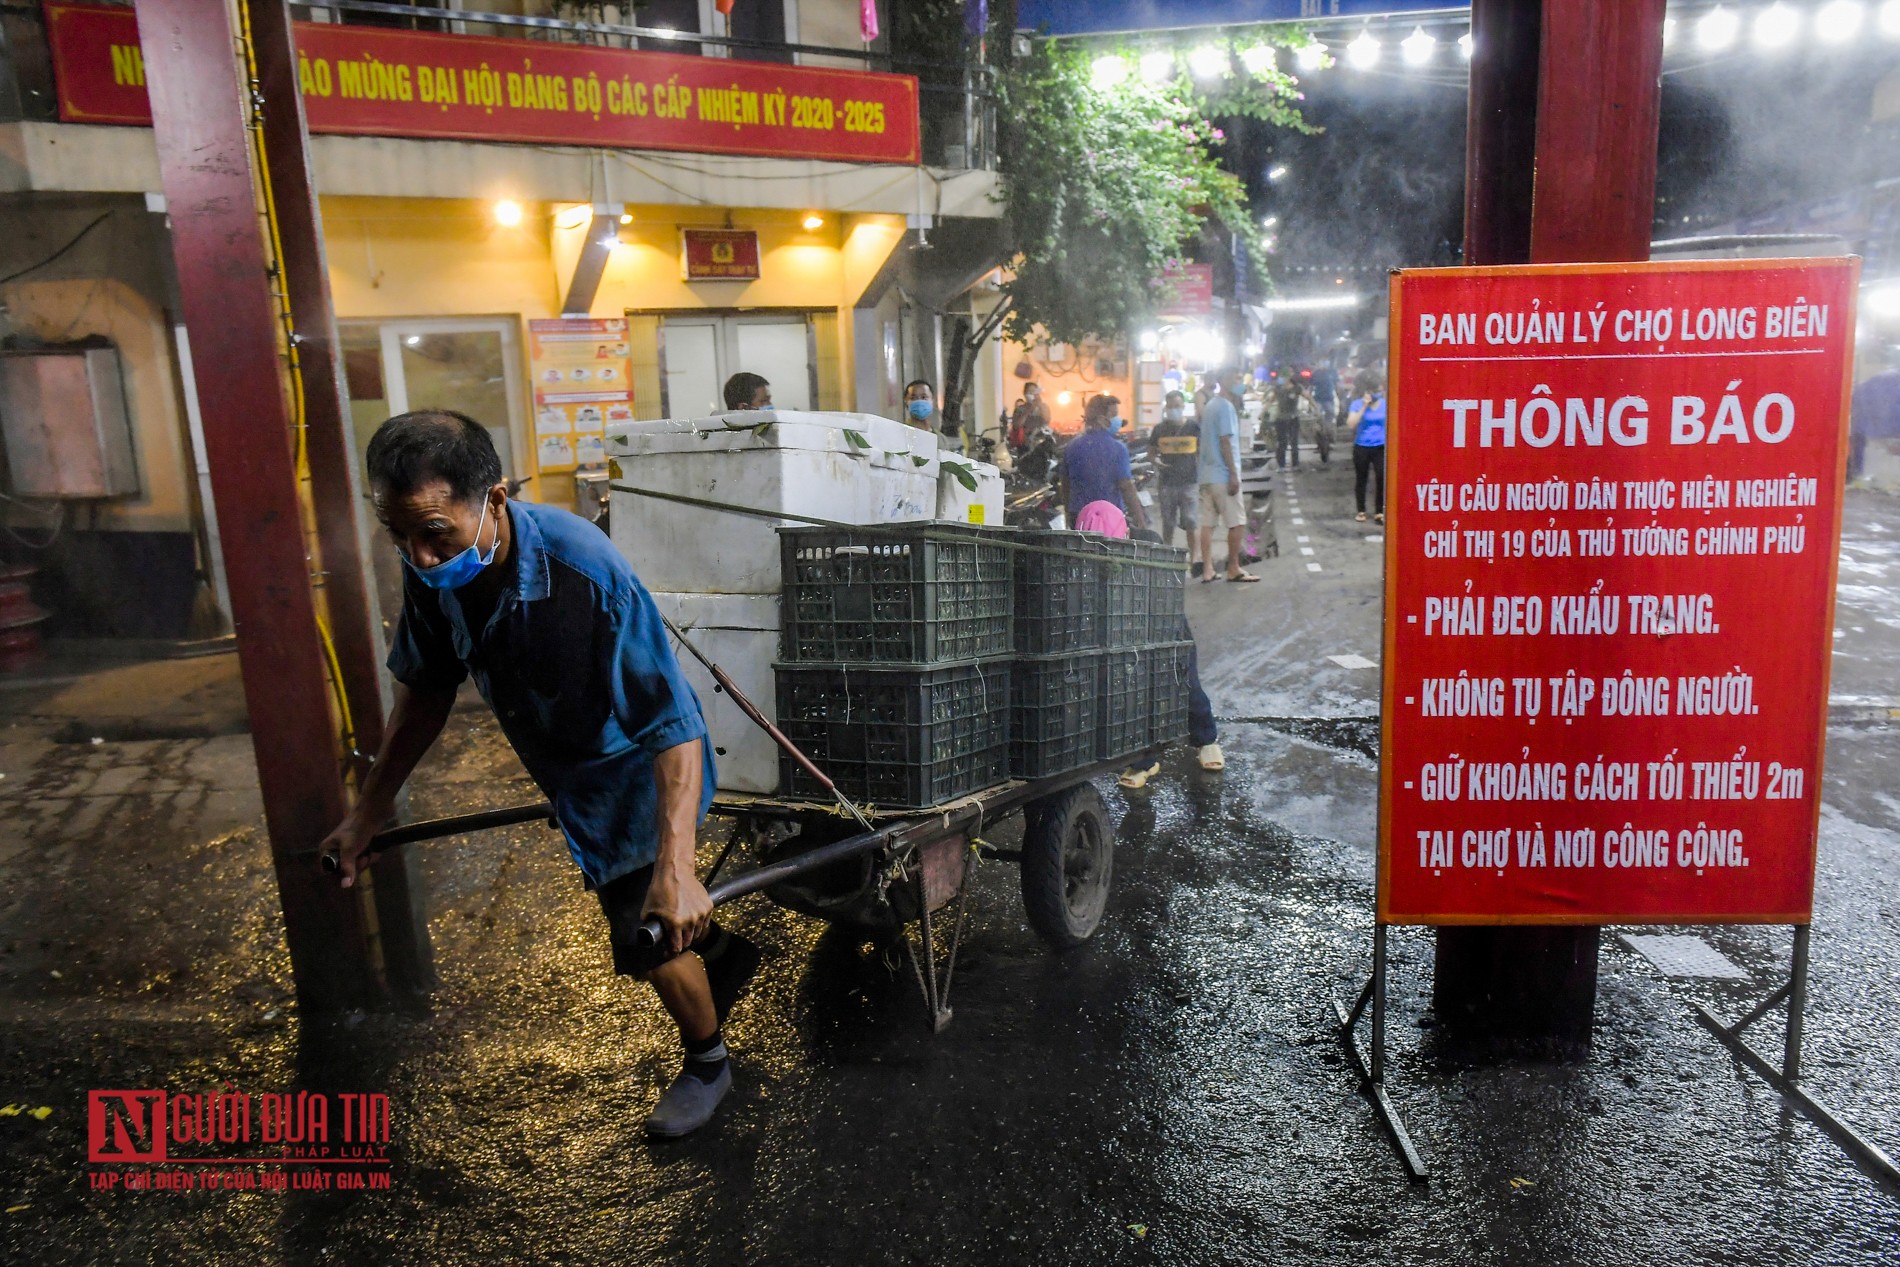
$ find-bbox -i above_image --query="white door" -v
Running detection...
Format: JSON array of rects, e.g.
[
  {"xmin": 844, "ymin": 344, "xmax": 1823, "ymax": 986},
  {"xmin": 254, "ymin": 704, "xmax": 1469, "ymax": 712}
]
[
  {"xmin": 732, "ymin": 319, "xmax": 812, "ymax": 411},
  {"xmin": 660, "ymin": 314, "xmax": 813, "ymax": 415},
  {"xmin": 661, "ymin": 320, "xmax": 723, "ymax": 418},
  {"xmin": 371, "ymin": 319, "xmax": 528, "ymax": 481}
]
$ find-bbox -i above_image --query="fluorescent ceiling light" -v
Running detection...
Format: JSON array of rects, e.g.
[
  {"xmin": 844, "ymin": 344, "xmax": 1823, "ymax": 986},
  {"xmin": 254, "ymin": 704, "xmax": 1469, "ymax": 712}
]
[{"xmin": 1267, "ymin": 295, "xmax": 1361, "ymax": 311}]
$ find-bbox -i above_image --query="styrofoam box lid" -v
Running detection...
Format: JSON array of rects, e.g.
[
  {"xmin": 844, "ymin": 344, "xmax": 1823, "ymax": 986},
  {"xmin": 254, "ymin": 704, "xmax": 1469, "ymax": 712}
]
[
  {"xmin": 648, "ymin": 589, "xmax": 782, "ymax": 632},
  {"xmin": 606, "ymin": 411, "xmax": 939, "ymax": 462},
  {"xmin": 940, "ymin": 456, "xmax": 1001, "ymax": 483}
]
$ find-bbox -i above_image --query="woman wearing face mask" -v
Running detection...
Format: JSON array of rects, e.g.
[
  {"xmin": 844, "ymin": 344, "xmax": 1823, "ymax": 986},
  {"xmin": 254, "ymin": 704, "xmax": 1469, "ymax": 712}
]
[{"xmin": 1347, "ymin": 370, "xmax": 1387, "ymax": 525}]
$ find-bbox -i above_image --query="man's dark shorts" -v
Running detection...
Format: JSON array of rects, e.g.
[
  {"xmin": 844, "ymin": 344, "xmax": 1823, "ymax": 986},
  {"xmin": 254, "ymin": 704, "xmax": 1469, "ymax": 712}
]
[
  {"xmin": 589, "ymin": 864, "xmax": 730, "ymax": 978},
  {"xmin": 587, "ymin": 864, "xmax": 669, "ymax": 977}
]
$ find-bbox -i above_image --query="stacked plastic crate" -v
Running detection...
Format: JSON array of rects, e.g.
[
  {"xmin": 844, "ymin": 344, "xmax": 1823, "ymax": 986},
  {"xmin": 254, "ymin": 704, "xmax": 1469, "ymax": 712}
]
[
  {"xmin": 1007, "ymin": 532, "xmax": 1192, "ymax": 779},
  {"xmin": 774, "ymin": 525, "xmax": 1014, "ymax": 808}
]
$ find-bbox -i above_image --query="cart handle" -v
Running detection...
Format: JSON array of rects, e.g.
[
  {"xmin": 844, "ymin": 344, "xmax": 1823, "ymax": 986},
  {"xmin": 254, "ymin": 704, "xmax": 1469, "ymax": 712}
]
[{"xmin": 634, "ymin": 816, "xmax": 906, "ymax": 951}]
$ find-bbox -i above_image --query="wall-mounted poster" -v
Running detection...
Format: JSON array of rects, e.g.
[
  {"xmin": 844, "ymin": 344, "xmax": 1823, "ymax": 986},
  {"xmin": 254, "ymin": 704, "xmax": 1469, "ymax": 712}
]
[{"xmin": 527, "ymin": 317, "xmax": 633, "ymax": 475}]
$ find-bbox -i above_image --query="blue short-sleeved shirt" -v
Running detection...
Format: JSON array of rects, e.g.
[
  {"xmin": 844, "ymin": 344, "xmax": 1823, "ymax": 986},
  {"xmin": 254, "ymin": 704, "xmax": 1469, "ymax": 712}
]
[
  {"xmin": 386, "ymin": 501, "xmax": 717, "ymax": 886},
  {"xmin": 1198, "ymin": 395, "xmax": 1240, "ymax": 485},
  {"xmin": 1063, "ymin": 429, "xmax": 1132, "ymax": 517},
  {"xmin": 1353, "ymin": 396, "xmax": 1388, "ymax": 448}
]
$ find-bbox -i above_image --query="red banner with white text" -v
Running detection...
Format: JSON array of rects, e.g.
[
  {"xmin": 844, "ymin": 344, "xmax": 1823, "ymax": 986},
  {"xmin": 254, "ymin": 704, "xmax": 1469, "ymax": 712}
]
[
  {"xmin": 44, "ymin": 2, "xmax": 920, "ymax": 165},
  {"xmin": 1380, "ymin": 258, "xmax": 1856, "ymax": 926}
]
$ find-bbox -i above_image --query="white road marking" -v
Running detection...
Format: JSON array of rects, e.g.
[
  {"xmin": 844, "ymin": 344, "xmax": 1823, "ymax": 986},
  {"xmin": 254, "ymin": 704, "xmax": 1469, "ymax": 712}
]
[
  {"xmin": 1297, "ymin": 535, "xmax": 1310, "ymax": 543},
  {"xmin": 1328, "ymin": 653, "xmax": 1376, "ymax": 669},
  {"xmin": 1306, "ymin": 562, "xmax": 1322, "ymax": 573},
  {"xmin": 1366, "ymin": 535, "xmax": 1384, "ymax": 543},
  {"xmin": 1619, "ymin": 934, "xmax": 1751, "ymax": 980},
  {"xmin": 1292, "ymin": 518, "xmax": 1305, "ymax": 525},
  {"xmin": 1299, "ymin": 547, "xmax": 1315, "ymax": 556}
]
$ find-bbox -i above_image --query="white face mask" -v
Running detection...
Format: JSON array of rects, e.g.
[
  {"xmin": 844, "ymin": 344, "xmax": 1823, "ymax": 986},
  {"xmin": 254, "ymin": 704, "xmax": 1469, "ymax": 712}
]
[{"xmin": 1163, "ymin": 408, "xmax": 1184, "ymax": 423}]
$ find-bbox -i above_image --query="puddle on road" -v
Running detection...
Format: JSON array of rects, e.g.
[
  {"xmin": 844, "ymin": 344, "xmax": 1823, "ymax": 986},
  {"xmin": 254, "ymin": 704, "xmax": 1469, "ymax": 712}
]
[{"xmin": 1216, "ymin": 714, "xmax": 1380, "ymax": 759}]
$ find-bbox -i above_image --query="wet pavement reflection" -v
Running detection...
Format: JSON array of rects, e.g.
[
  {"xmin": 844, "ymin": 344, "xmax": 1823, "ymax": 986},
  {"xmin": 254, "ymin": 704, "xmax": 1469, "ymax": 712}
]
[{"xmin": 2, "ymin": 465, "xmax": 1899, "ymax": 1264}]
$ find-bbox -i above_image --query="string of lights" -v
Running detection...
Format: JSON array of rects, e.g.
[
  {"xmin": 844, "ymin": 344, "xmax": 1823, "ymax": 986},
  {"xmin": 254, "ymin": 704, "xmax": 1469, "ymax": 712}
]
[{"xmin": 1082, "ymin": 1, "xmax": 1900, "ymax": 90}]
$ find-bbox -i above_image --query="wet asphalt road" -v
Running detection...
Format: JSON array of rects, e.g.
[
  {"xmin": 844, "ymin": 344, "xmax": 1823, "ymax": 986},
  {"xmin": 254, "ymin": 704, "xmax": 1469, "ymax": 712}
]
[{"xmin": 2, "ymin": 462, "xmax": 1900, "ymax": 1265}]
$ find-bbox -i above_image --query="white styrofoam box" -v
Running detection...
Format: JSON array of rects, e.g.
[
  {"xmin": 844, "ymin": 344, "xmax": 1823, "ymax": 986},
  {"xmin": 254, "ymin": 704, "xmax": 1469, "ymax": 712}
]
[
  {"xmin": 649, "ymin": 590, "xmax": 782, "ymax": 795},
  {"xmin": 935, "ymin": 455, "xmax": 1005, "ymax": 526},
  {"xmin": 608, "ymin": 411, "xmax": 939, "ymax": 594}
]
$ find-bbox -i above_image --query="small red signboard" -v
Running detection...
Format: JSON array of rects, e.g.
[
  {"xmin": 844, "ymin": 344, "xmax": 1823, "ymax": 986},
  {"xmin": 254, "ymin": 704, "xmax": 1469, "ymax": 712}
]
[
  {"xmin": 681, "ymin": 229, "xmax": 762, "ymax": 281},
  {"xmin": 1380, "ymin": 258, "xmax": 1856, "ymax": 926},
  {"xmin": 44, "ymin": 2, "xmax": 920, "ymax": 166},
  {"xmin": 1157, "ymin": 262, "xmax": 1214, "ymax": 318}
]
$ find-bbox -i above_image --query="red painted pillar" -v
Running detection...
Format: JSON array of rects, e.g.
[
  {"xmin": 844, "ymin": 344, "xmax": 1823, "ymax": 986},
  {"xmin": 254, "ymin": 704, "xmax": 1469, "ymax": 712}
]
[
  {"xmin": 134, "ymin": 0, "xmax": 428, "ymax": 1011},
  {"xmin": 244, "ymin": 0, "xmax": 435, "ymax": 999},
  {"xmin": 1434, "ymin": 0, "xmax": 1666, "ymax": 1048}
]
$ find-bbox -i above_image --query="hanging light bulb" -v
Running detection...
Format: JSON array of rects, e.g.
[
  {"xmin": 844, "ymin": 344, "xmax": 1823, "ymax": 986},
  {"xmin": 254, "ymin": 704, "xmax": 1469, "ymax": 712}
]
[
  {"xmin": 1239, "ymin": 45, "xmax": 1276, "ymax": 76},
  {"xmin": 1188, "ymin": 45, "xmax": 1228, "ymax": 79},
  {"xmin": 1662, "ymin": 17, "xmax": 1678, "ymax": 48},
  {"xmin": 1295, "ymin": 42, "xmax": 1326, "ymax": 71},
  {"xmin": 1696, "ymin": 6, "xmax": 1739, "ymax": 51},
  {"xmin": 1880, "ymin": 0, "xmax": 1900, "ymax": 38},
  {"xmin": 1458, "ymin": 31, "xmax": 1474, "ymax": 59},
  {"xmin": 1090, "ymin": 54, "xmax": 1129, "ymax": 89},
  {"xmin": 1139, "ymin": 50, "xmax": 1175, "ymax": 83},
  {"xmin": 1401, "ymin": 27, "xmax": 1436, "ymax": 65},
  {"xmin": 1815, "ymin": 0, "xmax": 1865, "ymax": 42},
  {"xmin": 1753, "ymin": 3, "xmax": 1800, "ymax": 47},
  {"xmin": 1346, "ymin": 29, "xmax": 1380, "ymax": 68}
]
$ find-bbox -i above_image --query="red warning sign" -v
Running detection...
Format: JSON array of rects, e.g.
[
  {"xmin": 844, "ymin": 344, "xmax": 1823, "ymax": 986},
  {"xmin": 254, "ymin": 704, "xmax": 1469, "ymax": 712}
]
[{"xmin": 1379, "ymin": 259, "xmax": 1857, "ymax": 925}]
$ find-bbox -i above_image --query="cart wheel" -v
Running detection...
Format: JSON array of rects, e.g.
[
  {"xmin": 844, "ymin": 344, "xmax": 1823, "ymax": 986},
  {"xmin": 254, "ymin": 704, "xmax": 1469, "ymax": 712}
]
[{"xmin": 1020, "ymin": 783, "xmax": 1114, "ymax": 948}]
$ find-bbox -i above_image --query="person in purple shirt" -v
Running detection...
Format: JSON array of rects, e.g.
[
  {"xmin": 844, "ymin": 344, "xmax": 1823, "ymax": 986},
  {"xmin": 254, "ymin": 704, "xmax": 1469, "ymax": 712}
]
[
  {"xmin": 1060, "ymin": 394, "xmax": 1149, "ymax": 532},
  {"xmin": 1850, "ymin": 350, "xmax": 1900, "ymax": 482}
]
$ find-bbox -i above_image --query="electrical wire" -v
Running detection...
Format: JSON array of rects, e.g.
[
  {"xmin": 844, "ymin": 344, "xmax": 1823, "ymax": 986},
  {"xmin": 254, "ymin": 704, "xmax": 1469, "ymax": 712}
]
[
  {"xmin": 0, "ymin": 491, "xmax": 65, "ymax": 550},
  {"xmin": 236, "ymin": 4, "xmax": 360, "ymax": 765},
  {"xmin": 0, "ymin": 212, "xmax": 113, "ymax": 289}
]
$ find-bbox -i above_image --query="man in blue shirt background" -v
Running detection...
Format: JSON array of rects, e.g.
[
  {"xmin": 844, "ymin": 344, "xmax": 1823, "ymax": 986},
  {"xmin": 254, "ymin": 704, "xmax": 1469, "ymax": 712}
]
[
  {"xmin": 1059, "ymin": 394, "xmax": 1150, "ymax": 531},
  {"xmin": 322, "ymin": 410, "xmax": 754, "ymax": 1139},
  {"xmin": 1197, "ymin": 366, "xmax": 1258, "ymax": 582}
]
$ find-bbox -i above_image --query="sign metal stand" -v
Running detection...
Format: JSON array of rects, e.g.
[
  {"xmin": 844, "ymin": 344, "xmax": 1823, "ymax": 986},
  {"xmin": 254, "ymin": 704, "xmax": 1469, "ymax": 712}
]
[
  {"xmin": 1337, "ymin": 920, "xmax": 1900, "ymax": 1189},
  {"xmin": 1694, "ymin": 924, "xmax": 1900, "ymax": 1190},
  {"xmin": 1333, "ymin": 923, "xmax": 1428, "ymax": 1183}
]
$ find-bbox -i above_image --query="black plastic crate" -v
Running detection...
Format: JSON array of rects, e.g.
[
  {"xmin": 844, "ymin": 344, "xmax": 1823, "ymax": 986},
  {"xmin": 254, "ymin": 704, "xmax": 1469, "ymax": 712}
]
[
  {"xmin": 1145, "ymin": 542, "xmax": 1190, "ymax": 642},
  {"xmin": 1098, "ymin": 649, "xmax": 1154, "ymax": 761},
  {"xmin": 1010, "ymin": 652, "xmax": 1103, "ymax": 779},
  {"xmin": 775, "ymin": 659, "xmax": 1011, "ymax": 808},
  {"xmin": 1099, "ymin": 537, "xmax": 1153, "ymax": 649},
  {"xmin": 780, "ymin": 525, "xmax": 1012, "ymax": 664},
  {"xmin": 1007, "ymin": 530, "xmax": 1107, "ymax": 654},
  {"xmin": 1150, "ymin": 641, "xmax": 1195, "ymax": 745}
]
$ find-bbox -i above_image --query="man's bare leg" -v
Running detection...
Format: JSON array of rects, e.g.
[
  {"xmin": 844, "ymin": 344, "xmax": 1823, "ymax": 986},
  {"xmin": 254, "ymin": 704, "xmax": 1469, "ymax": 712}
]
[
  {"xmin": 646, "ymin": 952, "xmax": 718, "ymax": 1042},
  {"xmin": 1198, "ymin": 522, "xmax": 1216, "ymax": 578},
  {"xmin": 1227, "ymin": 525, "xmax": 1251, "ymax": 580}
]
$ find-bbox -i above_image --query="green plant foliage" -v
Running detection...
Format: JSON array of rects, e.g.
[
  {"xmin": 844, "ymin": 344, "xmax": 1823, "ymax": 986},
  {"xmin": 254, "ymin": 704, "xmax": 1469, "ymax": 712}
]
[
  {"xmin": 941, "ymin": 459, "xmax": 979, "ymax": 491},
  {"xmin": 996, "ymin": 36, "xmax": 1322, "ymax": 347}
]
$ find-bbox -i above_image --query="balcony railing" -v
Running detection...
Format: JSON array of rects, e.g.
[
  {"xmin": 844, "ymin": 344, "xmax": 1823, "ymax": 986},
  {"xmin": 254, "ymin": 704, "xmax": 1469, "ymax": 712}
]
[{"xmin": 0, "ymin": 0, "xmax": 997, "ymax": 169}]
